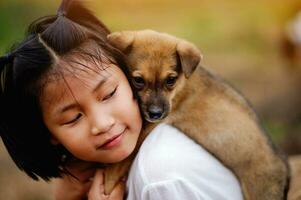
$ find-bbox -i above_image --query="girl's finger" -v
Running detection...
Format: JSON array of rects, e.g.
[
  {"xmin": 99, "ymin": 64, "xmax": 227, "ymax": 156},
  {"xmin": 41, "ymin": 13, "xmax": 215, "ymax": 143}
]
[{"xmin": 88, "ymin": 169, "xmax": 108, "ymax": 200}]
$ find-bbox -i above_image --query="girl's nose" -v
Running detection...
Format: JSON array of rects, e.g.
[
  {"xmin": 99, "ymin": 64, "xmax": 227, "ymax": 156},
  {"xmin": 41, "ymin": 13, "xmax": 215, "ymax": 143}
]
[{"xmin": 90, "ymin": 110, "xmax": 115, "ymax": 136}]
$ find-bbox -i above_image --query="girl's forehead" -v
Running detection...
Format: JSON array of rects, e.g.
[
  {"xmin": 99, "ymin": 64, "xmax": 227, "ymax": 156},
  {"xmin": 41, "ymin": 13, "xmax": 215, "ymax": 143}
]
[
  {"xmin": 40, "ymin": 60, "xmax": 121, "ymax": 105},
  {"xmin": 40, "ymin": 78, "xmax": 70, "ymax": 106}
]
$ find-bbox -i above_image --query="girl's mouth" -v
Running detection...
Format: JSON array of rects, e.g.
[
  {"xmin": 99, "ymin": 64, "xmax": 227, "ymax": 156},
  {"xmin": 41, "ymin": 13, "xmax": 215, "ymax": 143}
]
[{"xmin": 98, "ymin": 129, "xmax": 126, "ymax": 149}]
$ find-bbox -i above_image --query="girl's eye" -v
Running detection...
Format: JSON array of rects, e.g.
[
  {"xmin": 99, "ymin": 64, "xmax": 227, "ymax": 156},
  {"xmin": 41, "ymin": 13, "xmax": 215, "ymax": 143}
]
[
  {"xmin": 64, "ymin": 113, "xmax": 82, "ymax": 125},
  {"xmin": 103, "ymin": 87, "xmax": 117, "ymax": 101}
]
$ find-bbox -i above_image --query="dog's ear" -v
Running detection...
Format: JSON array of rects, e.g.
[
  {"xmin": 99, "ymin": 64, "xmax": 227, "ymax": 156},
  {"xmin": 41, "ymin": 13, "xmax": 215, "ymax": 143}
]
[
  {"xmin": 107, "ymin": 31, "xmax": 135, "ymax": 52},
  {"xmin": 177, "ymin": 40, "xmax": 203, "ymax": 78}
]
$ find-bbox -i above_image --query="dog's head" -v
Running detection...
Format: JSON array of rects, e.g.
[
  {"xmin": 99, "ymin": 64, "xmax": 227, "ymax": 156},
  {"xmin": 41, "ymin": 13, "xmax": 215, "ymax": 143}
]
[{"xmin": 107, "ymin": 30, "xmax": 202, "ymax": 122}]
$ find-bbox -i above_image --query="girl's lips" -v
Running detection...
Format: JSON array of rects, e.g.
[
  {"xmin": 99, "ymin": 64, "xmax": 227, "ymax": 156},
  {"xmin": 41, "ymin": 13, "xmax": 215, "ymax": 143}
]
[{"xmin": 98, "ymin": 129, "xmax": 125, "ymax": 149}]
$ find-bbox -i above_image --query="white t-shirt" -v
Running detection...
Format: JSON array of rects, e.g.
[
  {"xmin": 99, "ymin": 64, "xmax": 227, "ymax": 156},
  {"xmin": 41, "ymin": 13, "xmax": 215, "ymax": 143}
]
[{"xmin": 126, "ymin": 123, "xmax": 243, "ymax": 200}]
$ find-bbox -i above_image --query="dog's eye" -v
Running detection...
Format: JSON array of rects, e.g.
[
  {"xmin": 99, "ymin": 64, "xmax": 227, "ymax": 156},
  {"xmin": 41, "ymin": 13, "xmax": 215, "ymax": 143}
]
[
  {"xmin": 165, "ymin": 76, "xmax": 178, "ymax": 88},
  {"xmin": 132, "ymin": 76, "xmax": 145, "ymax": 89}
]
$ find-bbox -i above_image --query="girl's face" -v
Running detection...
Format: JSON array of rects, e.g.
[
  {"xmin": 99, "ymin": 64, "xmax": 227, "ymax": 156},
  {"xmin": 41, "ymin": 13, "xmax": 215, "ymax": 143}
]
[{"xmin": 40, "ymin": 59, "xmax": 142, "ymax": 163}]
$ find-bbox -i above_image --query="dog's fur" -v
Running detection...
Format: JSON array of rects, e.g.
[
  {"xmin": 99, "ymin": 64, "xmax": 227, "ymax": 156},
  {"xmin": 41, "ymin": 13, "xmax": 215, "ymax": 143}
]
[{"xmin": 104, "ymin": 30, "xmax": 290, "ymax": 199}]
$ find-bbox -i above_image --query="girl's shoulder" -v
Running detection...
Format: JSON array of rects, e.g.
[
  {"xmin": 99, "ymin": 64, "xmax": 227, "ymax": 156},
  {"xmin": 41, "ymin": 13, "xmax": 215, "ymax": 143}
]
[
  {"xmin": 126, "ymin": 123, "xmax": 243, "ymax": 200},
  {"xmin": 134, "ymin": 123, "xmax": 235, "ymax": 181}
]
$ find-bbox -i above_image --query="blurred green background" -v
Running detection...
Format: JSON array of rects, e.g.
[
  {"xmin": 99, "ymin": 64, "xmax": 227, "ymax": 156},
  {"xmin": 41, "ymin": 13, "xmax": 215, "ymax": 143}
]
[{"xmin": 1, "ymin": 0, "xmax": 301, "ymax": 199}]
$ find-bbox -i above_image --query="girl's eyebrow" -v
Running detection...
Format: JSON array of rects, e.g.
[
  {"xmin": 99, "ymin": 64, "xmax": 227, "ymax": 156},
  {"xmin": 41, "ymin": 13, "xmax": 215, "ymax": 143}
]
[
  {"xmin": 92, "ymin": 76, "xmax": 108, "ymax": 93},
  {"xmin": 59, "ymin": 103, "xmax": 79, "ymax": 114}
]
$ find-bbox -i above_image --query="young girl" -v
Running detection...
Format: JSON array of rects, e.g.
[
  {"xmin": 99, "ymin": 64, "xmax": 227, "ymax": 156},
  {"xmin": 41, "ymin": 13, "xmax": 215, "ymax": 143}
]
[{"xmin": 0, "ymin": 0, "xmax": 243, "ymax": 199}]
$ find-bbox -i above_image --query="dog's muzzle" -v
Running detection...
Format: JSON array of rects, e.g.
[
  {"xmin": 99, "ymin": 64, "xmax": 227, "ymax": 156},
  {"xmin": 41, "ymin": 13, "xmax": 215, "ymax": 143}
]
[{"xmin": 146, "ymin": 104, "xmax": 165, "ymax": 122}]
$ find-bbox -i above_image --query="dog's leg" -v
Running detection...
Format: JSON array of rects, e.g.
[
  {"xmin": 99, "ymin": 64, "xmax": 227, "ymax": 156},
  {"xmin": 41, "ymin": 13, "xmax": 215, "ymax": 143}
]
[
  {"xmin": 238, "ymin": 157, "xmax": 289, "ymax": 200},
  {"xmin": 103, "ymin": 123, "xmax": 156, "ymax": 195},
  {"xmin": 104, "ymin": 154, "xmax": 135, "ymax": 194}
]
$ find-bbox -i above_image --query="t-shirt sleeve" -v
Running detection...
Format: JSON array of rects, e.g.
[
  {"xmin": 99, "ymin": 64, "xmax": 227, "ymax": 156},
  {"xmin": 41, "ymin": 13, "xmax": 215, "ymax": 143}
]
[{"xmin": 141, "ymin": 178, "xmax": 207, "ymax": 200}]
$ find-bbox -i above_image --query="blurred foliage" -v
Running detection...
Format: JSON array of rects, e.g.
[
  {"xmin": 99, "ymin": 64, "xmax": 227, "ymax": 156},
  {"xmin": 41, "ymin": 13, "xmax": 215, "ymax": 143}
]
[
  {"xmin": 264, "ymin": 120, "xmax": 288, "ymax": 144},
  {"xmin": 0, "ymin": 0, "xmax": 300, "ymax": 54},
  {"xmin": 0, "ymin": 0, "xmax": 57, "ymax": 53}
]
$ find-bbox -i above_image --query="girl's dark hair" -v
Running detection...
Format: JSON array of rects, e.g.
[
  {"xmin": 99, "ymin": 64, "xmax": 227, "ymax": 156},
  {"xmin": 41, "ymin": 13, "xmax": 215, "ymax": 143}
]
[{"xmin": 0, "ymin": 0, "xmax": 133, "ymax": 181}]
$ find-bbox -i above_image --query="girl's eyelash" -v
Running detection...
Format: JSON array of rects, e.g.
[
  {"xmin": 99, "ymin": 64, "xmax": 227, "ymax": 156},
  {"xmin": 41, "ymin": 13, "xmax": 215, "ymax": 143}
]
[
  {"xmin": 103, "ymin": 86, "xmax": 118, "ymax": 101},
  {"xmin": 64, "ymin": 113, "xmax": 82, "ymax": 125}
]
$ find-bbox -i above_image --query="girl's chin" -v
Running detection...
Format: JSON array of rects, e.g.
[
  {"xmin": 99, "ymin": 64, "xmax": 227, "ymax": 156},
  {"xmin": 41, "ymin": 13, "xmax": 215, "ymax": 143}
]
[{"xmin": 101, "ymin": 146, "xmax": 135, "ymax": 163}]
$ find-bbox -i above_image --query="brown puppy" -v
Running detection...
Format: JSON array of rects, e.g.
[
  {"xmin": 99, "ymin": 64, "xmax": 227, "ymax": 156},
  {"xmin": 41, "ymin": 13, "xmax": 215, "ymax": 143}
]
[{"xmin": 104, "ymin": 30, "xmax": 290, "ymax": 199}]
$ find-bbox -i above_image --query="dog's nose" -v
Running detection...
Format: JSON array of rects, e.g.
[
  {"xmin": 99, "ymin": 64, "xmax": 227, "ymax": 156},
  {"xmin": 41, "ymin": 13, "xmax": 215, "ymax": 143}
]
[{"xmin": 148, "ymin": 105, "xmax": 163, "ymax": 120}]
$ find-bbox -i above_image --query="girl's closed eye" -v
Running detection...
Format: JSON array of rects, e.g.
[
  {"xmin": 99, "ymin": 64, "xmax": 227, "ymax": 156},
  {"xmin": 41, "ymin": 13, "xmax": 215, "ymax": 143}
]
[
  {"xmin": 64, "ymin": 113, "xmax": 82, "ymax": 125},
  {"xmin": 61, "ymin": 86, "xmax": 118, "ymax": 126},
  {"xmin": 102, "ymin": 86, "xmax": 118, "ymax": 101}
]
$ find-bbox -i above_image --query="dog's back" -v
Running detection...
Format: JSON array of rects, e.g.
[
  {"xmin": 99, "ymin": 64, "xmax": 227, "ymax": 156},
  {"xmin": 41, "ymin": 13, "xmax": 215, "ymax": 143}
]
[{"xmin": 168, "ymin": 63, "xmax": 290, "ymax": 200}]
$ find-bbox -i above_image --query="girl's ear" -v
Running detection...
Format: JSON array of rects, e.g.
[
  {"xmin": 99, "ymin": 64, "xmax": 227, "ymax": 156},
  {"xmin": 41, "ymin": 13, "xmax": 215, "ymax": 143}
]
[{"xmin": 50, "ymin": 136, "xmax": 60, "ymax": 145}]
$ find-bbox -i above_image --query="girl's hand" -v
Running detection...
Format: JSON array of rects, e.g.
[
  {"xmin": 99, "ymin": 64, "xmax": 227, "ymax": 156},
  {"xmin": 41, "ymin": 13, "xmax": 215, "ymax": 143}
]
[
  {"xmin": 54, "ymin": 175, "xmax": 92, "ymax": 200},
  {"xmin": 88, "ymin": 169, "xmax": 126, "ymax": 200},
  {"xmin": 54, "ymin": 160, "xmax": 97, "ymax": 200}
]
